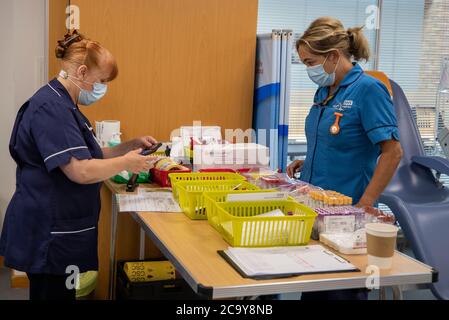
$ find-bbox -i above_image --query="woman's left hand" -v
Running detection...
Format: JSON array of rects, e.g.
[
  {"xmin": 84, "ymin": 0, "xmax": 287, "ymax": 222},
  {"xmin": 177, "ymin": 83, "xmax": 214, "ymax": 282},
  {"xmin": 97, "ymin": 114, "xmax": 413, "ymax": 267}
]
[{"xmin": 134, "ymin": 136, "xmax": 158, "ymax": 149}]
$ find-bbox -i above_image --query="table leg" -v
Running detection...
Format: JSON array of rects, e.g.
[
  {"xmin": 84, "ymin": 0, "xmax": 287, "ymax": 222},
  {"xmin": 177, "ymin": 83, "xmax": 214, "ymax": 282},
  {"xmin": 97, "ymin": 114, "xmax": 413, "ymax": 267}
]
[
  {"xmin": 379, "ymin": 286, "xmax": 403, "ymax": 300},
  {"xmin": 392, "ymin": 286, "xmax": 404, "ymax": 300},
  {"xmin": 379, "ymin": 287, "xmax": 387, "ymax": 300},
  {"xmin": 139, "ymin": 228, "xmax": 146, "ymax": 260},
  {"xmin": 108, "ymin": 194, "xmax": 118, "ymax": 300}
]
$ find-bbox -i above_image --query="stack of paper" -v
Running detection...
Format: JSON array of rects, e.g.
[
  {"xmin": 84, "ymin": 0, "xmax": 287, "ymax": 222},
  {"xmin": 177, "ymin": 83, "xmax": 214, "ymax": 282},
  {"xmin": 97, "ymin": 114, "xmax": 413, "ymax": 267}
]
[{"xmin": 116, "ymin": 191, "xmax": 182, "ymax": 213}]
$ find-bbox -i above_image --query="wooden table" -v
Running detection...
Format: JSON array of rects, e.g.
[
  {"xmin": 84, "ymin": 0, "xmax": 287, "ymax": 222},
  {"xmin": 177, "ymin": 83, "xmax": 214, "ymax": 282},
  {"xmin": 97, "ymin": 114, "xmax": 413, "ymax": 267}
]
[{"xmin": 130, "ymin": 211, "xmax": 437, "ymax": 299}]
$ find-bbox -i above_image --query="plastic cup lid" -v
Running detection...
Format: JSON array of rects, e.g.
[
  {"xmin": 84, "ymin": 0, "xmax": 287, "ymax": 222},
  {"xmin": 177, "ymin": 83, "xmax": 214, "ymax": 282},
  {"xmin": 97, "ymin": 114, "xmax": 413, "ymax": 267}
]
[{"xmin": 365, "ymin": 223, "xmax": 398, "ymax": 237}]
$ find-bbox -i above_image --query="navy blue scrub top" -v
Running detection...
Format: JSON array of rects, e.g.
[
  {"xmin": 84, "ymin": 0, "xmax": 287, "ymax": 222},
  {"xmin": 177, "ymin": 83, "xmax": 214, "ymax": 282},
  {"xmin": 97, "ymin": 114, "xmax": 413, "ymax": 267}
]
[
  {"xmin": 0, "ymin": 79, "xmax": 104, "ymax": 275},
  {"xmin": 299, "ymin": 64, "xmax": 400, "ymax": 204}
]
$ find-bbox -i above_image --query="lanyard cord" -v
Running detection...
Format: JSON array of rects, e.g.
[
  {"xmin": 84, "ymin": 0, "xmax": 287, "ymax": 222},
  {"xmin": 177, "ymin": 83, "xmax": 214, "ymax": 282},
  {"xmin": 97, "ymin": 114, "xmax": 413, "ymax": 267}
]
[{"xmin": 315, "ymin": 86, "xmax": 342, "ymax": 107}]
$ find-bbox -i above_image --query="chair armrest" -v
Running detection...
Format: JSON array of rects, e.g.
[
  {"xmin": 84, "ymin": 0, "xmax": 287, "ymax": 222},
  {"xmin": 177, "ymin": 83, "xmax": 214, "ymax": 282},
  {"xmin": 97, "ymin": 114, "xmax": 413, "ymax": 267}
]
[{"xmin": 411, "ymin": 156, "xmax": 449, "ymax": 175}]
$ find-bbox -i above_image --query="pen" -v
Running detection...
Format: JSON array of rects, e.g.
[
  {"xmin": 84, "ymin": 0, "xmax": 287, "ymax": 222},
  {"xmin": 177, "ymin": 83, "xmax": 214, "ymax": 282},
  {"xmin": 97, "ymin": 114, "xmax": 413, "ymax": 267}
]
[{"xmin": 322, "ymin": 249, "xmax": 347, "ymax": 264}]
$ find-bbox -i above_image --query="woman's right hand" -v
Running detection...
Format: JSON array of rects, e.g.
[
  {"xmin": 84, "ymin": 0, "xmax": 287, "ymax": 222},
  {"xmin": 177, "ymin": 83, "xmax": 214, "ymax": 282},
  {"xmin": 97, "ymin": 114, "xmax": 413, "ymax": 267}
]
[
  {"xmin": 287, "ymin": 160, "xmax": 305, "ymax": 178},
  {"xmin": 123, "ymin": 148, "xmax": 158, "ymax": 173}
]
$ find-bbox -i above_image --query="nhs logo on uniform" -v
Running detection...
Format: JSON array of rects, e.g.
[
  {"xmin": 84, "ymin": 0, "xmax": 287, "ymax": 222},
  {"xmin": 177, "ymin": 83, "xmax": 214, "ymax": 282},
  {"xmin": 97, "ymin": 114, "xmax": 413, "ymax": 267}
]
[
  {"xmin": 343, "ymin": 100, "xmax": 353, "ymax": 107},
  {"xmin": 334, "ymin": 100, "xmax": 353, "ymax": 111}
]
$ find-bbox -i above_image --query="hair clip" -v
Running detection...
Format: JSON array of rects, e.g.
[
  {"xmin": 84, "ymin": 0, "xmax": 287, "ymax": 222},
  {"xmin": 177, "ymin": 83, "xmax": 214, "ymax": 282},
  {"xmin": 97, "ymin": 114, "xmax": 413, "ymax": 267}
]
[{"xmin": 58, "ymin": 30, "xmax": 82, "ymax": 49}]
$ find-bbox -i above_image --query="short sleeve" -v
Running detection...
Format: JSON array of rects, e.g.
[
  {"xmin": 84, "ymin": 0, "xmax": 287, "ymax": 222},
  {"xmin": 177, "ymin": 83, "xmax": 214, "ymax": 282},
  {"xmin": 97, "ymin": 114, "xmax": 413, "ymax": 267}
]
[
  {"xmin": 30, "ymin": 103, "xmax": 92, "ymax": 172},
  {"xmin": 360, "ymin": 81, "xmax": 400, "ymax": 145}
]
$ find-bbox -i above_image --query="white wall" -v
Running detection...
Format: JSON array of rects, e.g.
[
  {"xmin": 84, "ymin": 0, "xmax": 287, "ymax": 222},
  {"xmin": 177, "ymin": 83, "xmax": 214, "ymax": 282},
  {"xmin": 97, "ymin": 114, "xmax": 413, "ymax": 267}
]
[{"xmin": 0, "ymin": 0, "xmax": 47, "ymax": 231}]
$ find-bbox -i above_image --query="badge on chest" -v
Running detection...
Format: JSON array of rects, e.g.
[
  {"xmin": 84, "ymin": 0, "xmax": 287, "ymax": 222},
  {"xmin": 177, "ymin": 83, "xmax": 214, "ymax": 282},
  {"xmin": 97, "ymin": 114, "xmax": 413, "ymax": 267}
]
[{"xmin": 330, "ymin": 112, "xmax": 343, "ymax": 135}]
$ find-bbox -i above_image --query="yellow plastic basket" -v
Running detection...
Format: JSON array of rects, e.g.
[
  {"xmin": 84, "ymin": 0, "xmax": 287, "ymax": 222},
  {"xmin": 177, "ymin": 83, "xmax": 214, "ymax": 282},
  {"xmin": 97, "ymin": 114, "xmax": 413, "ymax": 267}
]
[
  {"xmin": 184, "ymin": 147, "xmax": 194, "ymax": 159},
  {"xmin": 177, "ymin": 180, "xmax": 259, "ymax": 220},
  {"xmin": 216, "ymin": 200, "xmax": 317, "ymax": 247},
  {"xmin": 169, "ymin": 172, "xmax": 245, "ymax": 200},
  {"xmin": 152, "ymin": 150, "xmax": 167, "ymax": 157},
  {"xmin": 204, "ymin": 190, "xmax": 283, "ymax": 231}
]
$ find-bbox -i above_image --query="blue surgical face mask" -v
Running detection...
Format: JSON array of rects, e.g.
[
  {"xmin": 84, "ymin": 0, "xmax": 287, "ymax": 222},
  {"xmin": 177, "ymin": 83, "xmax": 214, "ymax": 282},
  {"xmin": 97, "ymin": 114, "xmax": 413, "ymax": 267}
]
[
  {"xmin": 59, "ymin": 70, "xmax": 108, "ymax": 106},
  {"xmin": 77, "ymin": 82, "xmax": 108, "ymax": 106},
  {"xmin": 306, "ymin": 55, "xmax": 340, "ymax": 87}
]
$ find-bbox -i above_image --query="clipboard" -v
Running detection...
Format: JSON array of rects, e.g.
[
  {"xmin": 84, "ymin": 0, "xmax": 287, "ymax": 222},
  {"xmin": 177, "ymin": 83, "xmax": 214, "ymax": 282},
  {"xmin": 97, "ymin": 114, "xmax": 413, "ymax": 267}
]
[
  {"xmin": 218, "ymin": 246, "xmax": 360, "ymax": 280},
  {"xmin": 218, "ymin": 250, "xmax": 306, "ymax": 280}
]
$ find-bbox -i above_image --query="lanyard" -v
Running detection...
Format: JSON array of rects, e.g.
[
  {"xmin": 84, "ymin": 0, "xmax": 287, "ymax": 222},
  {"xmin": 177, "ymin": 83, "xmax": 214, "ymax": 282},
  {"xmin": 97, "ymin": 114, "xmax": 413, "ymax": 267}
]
[
  {"xmin": 313, "ymin": 86, "xmax": 342, "ymax": 107},
  {"xmin": 313, "ymin": 86, "xmax": 344, "ymax": 135}
]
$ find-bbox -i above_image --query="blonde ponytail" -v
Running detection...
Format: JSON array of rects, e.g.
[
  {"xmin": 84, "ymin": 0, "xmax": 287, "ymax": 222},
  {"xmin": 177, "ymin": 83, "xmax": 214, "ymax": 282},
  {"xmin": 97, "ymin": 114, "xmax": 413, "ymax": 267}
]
[{"xmin": 347, "ymin": 26, "xmax": 370, "ymax": 61}]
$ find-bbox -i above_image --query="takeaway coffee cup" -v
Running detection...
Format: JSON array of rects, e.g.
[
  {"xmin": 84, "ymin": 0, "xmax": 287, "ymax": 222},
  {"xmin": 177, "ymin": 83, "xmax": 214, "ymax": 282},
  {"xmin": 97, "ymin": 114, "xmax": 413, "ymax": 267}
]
[{"xmin": 365, "ymin": 223, "xmax": 399, "ymax": 269}]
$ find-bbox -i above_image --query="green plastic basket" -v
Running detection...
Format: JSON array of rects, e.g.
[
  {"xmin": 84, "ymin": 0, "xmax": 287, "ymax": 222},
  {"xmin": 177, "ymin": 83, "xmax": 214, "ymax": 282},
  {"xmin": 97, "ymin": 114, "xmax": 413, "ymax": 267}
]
[
  {"xmin": 216, "ymin": 200, "xmax": 317, "ymax": 247},
  {"xmin": 176, "ymin": 180, "xmax": 259, "ymax": 220}
]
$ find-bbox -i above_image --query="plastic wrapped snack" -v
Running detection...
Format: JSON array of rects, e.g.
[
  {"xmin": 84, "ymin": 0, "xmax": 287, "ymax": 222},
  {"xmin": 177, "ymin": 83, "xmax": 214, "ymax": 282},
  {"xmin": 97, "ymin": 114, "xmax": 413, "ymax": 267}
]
[
  {"xmin": 320, "ymin": 228, "xmax": 368, "ymax": 255},
  {"xmin": 257, "ymin": 173, "xmax": 295, "ymax": 190},
  {"xmin": 317, "ymin": 207, "xmax": 396, "ymax": 253},
  {"xmin": 362, "ymin": 206, "xmax": 396, "ymax": 225},
  {"xmin": 312, "ymin": 206, "xmax": 365, "ymax": 240},
  {"xmin": 287, "ymin": 183, "xmax": 320, "ymax": 204},
  {"xmin": 239, "ymin": 168, "xmax": 277, "ymax": 186},
  {"xmin": 240, "ymin": 169, "xmax": 314, "ymax": 192}
]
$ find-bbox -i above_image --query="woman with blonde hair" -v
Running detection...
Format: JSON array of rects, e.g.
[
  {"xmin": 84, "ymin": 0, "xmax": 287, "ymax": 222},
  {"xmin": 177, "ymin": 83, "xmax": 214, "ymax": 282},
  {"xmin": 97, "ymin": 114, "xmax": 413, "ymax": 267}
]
[
  {"xmin": 0, "ymin": 30, "xmax": 159, "ymax": 300},
  {"xmin": 287, "ymin": 17, "xmax": 403, "ymax": 300}
]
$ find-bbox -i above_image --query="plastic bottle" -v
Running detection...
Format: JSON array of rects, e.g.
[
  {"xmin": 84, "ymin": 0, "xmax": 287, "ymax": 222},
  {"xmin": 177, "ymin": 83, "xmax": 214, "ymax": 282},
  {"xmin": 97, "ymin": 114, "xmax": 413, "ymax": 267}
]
[{"xmin": 107, "ymin": 132, "xmax": 122, "ymax": 147}]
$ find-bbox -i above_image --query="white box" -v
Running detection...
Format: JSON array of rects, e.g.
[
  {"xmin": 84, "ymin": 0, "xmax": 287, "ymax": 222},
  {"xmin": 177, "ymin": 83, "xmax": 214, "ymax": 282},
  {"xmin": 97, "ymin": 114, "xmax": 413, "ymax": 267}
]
[
  {"xmin": 180, "ymin": 126, "xmax": 222, "ymax": 147},
  {"xmin": 193, "ymin": 143, "xmax": 270, "ymax": 171}
]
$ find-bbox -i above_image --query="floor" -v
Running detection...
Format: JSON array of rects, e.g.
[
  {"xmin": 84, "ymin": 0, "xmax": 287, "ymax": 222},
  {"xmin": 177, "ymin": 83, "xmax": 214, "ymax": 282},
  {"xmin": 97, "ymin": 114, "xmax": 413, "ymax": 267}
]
[{"xmin": 0, "ymin": 267, "xmax": 28, "ymax": 300}]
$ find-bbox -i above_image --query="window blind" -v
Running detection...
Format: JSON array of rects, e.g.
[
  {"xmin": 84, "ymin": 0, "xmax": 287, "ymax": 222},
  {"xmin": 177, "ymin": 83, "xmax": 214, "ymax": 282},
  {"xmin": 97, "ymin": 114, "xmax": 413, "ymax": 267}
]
[{"xmin": 257, "ymin": 0, "xmax": 378, "ymax": 142}]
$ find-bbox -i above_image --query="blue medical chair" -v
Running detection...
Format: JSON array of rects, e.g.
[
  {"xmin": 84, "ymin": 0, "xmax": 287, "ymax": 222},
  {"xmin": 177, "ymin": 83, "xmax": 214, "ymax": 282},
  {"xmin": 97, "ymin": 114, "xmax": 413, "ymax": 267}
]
[{"xmin": 376, "ymin": 76, "xmax": 448, "ymax": 300}]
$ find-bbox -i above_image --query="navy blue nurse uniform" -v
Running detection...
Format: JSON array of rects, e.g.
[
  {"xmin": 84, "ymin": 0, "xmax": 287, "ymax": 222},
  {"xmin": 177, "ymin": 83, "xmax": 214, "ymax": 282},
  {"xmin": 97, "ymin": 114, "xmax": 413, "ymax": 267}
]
[
  {"xmin": 300, "ymin": 63, "xmax": 400, "ymax": 204},
  {"xmin": 0, "ymin": 78, "xmax": 103, "ymax": 275}
]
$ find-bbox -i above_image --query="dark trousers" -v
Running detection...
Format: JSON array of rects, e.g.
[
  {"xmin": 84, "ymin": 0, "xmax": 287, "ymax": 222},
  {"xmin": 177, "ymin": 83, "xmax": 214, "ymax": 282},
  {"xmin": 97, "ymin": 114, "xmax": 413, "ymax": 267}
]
[
  {"xmin": 27, "ymin": 273, "xmax": 76, "ymax": 300},
  {"xmin": 301, "ymin": 289, "xmax": 368, "ymax": 300}
]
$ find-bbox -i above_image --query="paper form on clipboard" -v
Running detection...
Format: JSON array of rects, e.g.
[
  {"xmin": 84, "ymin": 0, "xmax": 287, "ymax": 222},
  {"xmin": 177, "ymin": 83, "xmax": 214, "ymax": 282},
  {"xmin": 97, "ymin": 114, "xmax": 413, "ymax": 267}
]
[{"xmin": 218, "ymin": 245, "xmax": 359, "ymax": 279}]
